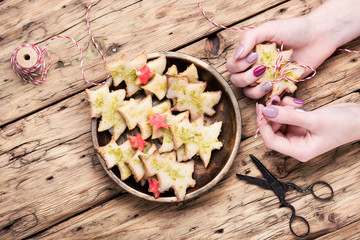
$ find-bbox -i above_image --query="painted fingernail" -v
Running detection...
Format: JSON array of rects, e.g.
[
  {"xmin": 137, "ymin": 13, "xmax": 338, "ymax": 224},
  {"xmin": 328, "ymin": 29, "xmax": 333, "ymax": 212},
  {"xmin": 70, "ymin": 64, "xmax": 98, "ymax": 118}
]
[
  {"xmin": 262, "ymin": 106, "xmax": 278, "ymax": 118},
  {"xmin": 233, "ymin": 44, "xmax": 245, "ymax": 59},
  {"xmin": 246, "ymin": 52, "xmax": 258, "ymax": 63},
  {"xmin": 253, "ymin": 65, "xmax": 266, "ymax": 77},
  {"xmin": 256, "ymin": 102, "xmax": 259, "ymax": 115},
  {"xmin": 261, "ymin": 81, "xmax": 273, "ymax": 92},
  {"xmin": 271, "ymin": 99, "xmax": 279, "ymax": 105},
  {"xmin": 293, "ymin": 98, "xmax": 304, "ymax": 105}
]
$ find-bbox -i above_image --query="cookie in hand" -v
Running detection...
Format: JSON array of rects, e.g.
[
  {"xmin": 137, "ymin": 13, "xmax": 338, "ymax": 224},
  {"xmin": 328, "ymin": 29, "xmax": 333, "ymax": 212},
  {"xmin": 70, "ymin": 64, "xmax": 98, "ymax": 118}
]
[{"xmin": 254, "ymin": 42, "xmax": 305, "ymax": 99}]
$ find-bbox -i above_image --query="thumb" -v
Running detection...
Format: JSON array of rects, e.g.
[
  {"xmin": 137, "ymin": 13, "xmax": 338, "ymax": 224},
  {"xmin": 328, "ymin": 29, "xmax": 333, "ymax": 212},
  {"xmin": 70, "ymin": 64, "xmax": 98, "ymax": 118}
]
[
  {"xmin": 262, "ymin": 105, "xmax": 316, "ymax": 130},
  {"xmin": 237, "ymin": 22, "xmax": 277, "ymax": 58}
]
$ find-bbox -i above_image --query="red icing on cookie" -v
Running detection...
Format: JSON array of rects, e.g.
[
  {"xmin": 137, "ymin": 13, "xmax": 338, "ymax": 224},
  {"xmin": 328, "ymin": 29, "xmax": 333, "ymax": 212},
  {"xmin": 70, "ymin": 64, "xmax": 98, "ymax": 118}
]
[
  {"xmin": 136, "ymin": 64, "xmax": 154, "ymax": 84},
  {"xmin": 148, "ymin": 178, "xmax": 162, "ymax": 198},
  {"xmin": 129, "ymin": 133, "xmax": 147, "ymax": 152},
  {"xmin": 148, "ymin": 113, "xmax": 168, "ymax": 132}
]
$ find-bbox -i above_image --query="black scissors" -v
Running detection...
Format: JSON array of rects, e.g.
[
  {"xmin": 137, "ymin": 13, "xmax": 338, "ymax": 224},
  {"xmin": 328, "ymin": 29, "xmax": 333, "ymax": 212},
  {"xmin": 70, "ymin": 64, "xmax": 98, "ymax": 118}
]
[{"xmin": 236, "ymin": 154, "xmax": 334, "ymax": 238}]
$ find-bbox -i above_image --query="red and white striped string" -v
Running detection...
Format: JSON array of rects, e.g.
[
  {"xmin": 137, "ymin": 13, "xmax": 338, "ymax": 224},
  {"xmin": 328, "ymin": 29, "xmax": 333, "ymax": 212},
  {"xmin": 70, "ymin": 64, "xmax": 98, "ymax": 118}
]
[
  {"xmin": 197, "ymin": 0, "xmax": 358, "ymax": 137},
  {"xmin": 10, "ymin": 0, "xmax": 108, "ymax": 86},
  {"xmin": 253, "ymin": 42, "xmax": 316, "ymax": 137},
  {"xmin": 197, "ymin": 0, "xmax": 256, "ymax": 31}
]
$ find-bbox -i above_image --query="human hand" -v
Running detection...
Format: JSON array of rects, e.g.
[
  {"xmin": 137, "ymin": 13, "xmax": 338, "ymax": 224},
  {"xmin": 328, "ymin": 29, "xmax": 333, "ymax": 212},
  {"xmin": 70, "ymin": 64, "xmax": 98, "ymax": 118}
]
[
  {"xmin": 257, "ymin": 97, "xmax": 360, "ymax": 162},
  {"xmin": 226, "ymin": 0, "xmax": 360, "ymax": 99},
  {"xmin": 226, "ymin": 17, "xmax": 336, "ymax": 99}
]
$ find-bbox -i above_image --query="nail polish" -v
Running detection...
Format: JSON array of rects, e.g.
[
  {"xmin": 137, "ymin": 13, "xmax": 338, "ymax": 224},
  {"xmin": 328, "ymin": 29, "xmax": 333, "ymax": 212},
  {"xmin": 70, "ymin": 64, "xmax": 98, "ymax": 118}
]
[
  {"xmin": 293, "ymin": 98, "xmax": 305, "ymax": 105},
  {"xmin": 246, "ymin": 52, "xmax": 258, "ymax": 63},
  {"xmin": 262, "ymin": 106, "xmax": 278, "ymax": 118},
  {"xmin": 233, "ymin": 44, "xmax": 245, "ymax": 59},
  {"xmin": 261, "ymin": 82, "xmax": 273, "ymax": 92},
  {"xmin": 271, "ymin": 99, "xmax": 279, "ymax": 105},
  {"xmin": 253, "ymin": 65, "xmax": 266, "ymax": 77}
]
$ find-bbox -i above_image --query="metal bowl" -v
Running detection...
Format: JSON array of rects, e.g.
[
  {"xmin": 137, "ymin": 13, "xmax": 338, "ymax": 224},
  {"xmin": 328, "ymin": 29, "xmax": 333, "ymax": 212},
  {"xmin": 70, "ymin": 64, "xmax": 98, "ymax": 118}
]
[{"xmin": 92, "ymin": 52, "xmax": 241, "ymax": 202}]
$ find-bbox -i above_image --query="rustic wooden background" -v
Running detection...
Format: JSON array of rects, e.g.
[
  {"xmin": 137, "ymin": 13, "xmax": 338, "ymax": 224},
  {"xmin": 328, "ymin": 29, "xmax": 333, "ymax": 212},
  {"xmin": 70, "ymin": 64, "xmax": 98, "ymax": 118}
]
[{"xmin": 0, "ymin": 0, "xmax": 359, "ymax": 239}]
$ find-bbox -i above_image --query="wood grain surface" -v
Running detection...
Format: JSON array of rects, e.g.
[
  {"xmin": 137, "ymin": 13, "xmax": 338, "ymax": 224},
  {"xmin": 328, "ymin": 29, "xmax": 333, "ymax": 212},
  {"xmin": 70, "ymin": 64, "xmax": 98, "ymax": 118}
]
[{"xmin": 0, "ymin": 0, "xmax": 359, "ymax": 239}]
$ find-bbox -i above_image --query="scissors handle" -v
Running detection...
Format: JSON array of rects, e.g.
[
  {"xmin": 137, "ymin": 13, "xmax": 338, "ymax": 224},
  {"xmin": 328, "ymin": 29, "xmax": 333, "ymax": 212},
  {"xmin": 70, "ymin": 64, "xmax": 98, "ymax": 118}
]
[
  {"xmin": 285, "ymin": 181, "xmax": 334, "ymax": 201},
  {"xmin": 280, "ymin": 199, "xmax": 310, "ymax": 238}
]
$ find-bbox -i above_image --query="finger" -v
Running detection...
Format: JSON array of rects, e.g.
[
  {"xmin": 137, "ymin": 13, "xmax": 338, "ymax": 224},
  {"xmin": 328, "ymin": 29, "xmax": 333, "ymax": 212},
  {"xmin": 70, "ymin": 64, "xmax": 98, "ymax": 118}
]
[
  {"xmin": 243, "ymin": 81, "xmax": 273, "ymax": 99},
  {"xmin": 280, "ymin": 96, "xmax": 305, "ymax": 108},
  {"xmin": 261, "ymin": 105, "xmax": 317, "ymax": 130},
  {"xmin": 230, "ymin": 65, "xmax": 266, "ymax": 88},
  {"xmin": 266, "ymin": 96, "xmax": 281, "ymax": 106},
  {"xmin": 257, "ymin": 105, "xmax": 305, "ymax": 160},
  {"xmin": 235, "ymin": 22, "xmax": 277, "ymax": 59},
  {"xmin": 257, "ymin": 102, "xmax": 282, "ymax": 132},
  {"xmin": 226, "ymin": 51, "xmax": 259, "ymax": 73},
  {"xmin": 266, "ymin": 96, "xmax": 282, "ymax": 132}
]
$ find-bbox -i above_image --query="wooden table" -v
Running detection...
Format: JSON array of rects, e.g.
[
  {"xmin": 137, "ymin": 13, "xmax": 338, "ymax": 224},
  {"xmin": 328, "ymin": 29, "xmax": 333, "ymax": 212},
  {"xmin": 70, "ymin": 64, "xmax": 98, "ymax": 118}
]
[{"xmin": 1, "ymin": 0, "xmax": 359, "ymax": 239}]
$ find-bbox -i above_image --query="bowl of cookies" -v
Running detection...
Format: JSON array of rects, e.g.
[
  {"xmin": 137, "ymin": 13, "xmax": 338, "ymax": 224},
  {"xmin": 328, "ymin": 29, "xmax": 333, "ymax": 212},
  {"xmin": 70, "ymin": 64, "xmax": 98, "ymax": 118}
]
[{"xmin": 87, "ymin": 51, "xmax": 241, "ymax": 202}]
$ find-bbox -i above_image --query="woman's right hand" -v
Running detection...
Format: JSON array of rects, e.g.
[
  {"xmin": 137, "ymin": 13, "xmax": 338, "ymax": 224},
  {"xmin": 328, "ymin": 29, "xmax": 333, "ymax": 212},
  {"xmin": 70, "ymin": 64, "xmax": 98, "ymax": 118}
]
[{"xmin": 257, "ymin": 97, "xmax": 360, "ymax": 162}]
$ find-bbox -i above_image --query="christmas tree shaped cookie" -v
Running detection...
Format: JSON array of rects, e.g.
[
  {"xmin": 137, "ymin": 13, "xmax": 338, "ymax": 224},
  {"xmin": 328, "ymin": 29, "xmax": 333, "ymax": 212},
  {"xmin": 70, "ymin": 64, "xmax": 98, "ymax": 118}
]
[
  {"xmin": 141, "ymin": 72, "xmax": 168, "ymax": 100},
  {"xmin": 166, "ymin": 63, "xmax": 199, "ymax": 82},
  {"xmin": 105, "ymin": 52, "xmax": 166, "ymax": 97},
  {"xmin": 95, "ymin": 140, "xmax": 135, "ymax": 181},
  {"xmin": 255, "ymin": 43, "xmax": 305, "ymax": 99},
  {"xmin": 85, "ymin": 85, "xmax": 127, "ymax": 141},
  {"xmin": 117, "ymin": 95, "xmax": 171, "ymax": 139},
  {"xmin": 149, "ymin": 109, "xmax": 190, "ymax": 153},
  {"xmin": 140, "ymin": 150, "xmax": 196, "ymax": 200},
  {"xmin": 166, "ymin": 75, "xmax": 222, "ymax": 121},
  {"xmin": 170, "ymin": 115, "xmax": 223, "ymax": 167},
  {"xmin": 125, "ymin": 144, "xmax": 157, "ymax": 182}
]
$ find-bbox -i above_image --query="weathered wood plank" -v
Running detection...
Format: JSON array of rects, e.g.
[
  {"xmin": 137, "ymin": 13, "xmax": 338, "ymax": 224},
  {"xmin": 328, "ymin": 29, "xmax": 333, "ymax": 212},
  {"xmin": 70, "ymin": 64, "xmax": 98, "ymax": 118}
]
[
  {"xmin": 315, "ymin": 220, "xmax": 360, "ymax": 240},
  {"xmin": 0, "ymin": 0, "xmax": 286, "ymax": 126}
]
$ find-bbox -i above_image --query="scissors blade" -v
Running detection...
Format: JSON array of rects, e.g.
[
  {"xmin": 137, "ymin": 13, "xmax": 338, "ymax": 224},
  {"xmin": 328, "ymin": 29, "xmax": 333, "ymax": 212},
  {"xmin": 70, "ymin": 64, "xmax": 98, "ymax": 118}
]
[
  {"xmin": 236, "ymin": 174, "xmax": 272, "ymax": 190},
  {"xmin": 249, "ymin": 154, "xmax": 286, "ymax": 198}
]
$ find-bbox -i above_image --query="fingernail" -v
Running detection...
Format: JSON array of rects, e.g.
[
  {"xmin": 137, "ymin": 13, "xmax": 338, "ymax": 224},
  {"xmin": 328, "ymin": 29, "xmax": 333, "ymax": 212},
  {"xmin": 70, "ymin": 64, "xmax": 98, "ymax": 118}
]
[
  {"xmin": 293, "ymin": 98, "xmax": 304, "ymax": 105},
  {"xmin": 233, "ymin": 44, "xmax": 245, "ymax": 59},
  {"xmin": 295, "ymin": 108, "xmax": 307, "ymax": 112},
  {"xmin": 253, "ymin": 65, "xmax": 266, "ymax": 77},
  {"xmin": 271, "ymin": 99, "xmax": 279, "ymax": 105},
  {"xmin": 261, "ymin": 81, "xmax": 273, "ymax": 92},
  {"xmin": 262, "ymin": 106, "xmax": 278, "ymax": 118},
  {"xmin": 256, "ymin": 102, "xmax": 259, "ymax": 115},
  {"xmin": 246, "ymin": 52, "xmax": 258, "ymax": 63}
]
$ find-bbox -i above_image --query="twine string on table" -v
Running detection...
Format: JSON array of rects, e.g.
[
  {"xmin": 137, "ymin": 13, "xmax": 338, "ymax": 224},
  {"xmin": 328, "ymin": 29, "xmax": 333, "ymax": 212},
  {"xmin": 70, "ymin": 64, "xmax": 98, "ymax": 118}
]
[
  {"xmin": 10, "ymin": 0, "xmax": 108, "ymax": 86},
  {"xmin": 197, "ymin": 0, "xmax": 358, "ymax": 137}
]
